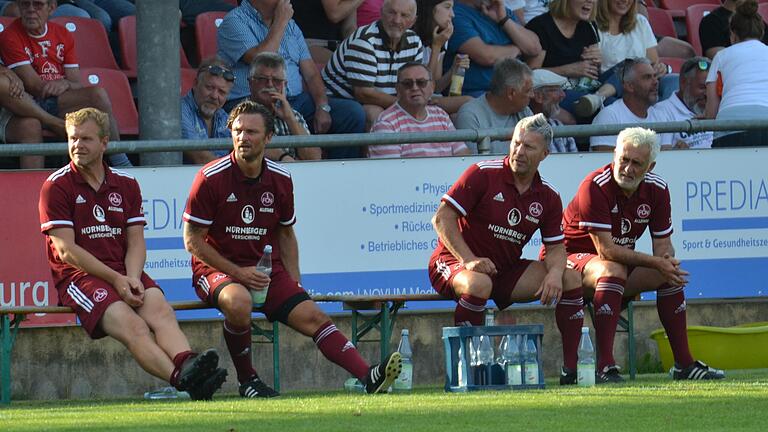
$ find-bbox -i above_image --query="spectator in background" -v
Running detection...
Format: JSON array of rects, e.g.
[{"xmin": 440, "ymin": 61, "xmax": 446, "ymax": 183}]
[
  {"xmin": 218, "ymin": 0, "xmax": 365, "ymax": 159},
  {"xmin": 699, "ymin": 0, "xmax": 768, "ymax": 59},
  {"xmin": 503, "ymin": 0, "xmax": 526, "ymax": 22},
  {"xmin": 248, "ymin": 52, "xmax": 321, "ymax": 161},
  {"xmin": 413, "ymin": 0, "xmax": 472, "ymax": 114},
  {"xmin": 292, "ymin": 0, "xmax": 362, "ymax": 48},
  {"xmin": 179, "ymin": 0, "xmax": 235, "ymax": 27},
  {"xmin": 590, "ymin": 57, "xmax": 672, "ymax": 151},
  {"xmin": 370, "ymin": 62, "xmax": 468, "ymax": 158},
  {"xmin": 653, "ymin": 57, "xmax": 714, "ymax": 149},
  {"xmin": 521, "ymin": 0, "xmax": 550, "ymax": 23},
  {"xmin": 530, "ymin": 69, "xmax": 578, "ymax": 152},
  {"xmin": 181, "ymin": 58, "xmax": 235, "ymax": 165},
  {"xmin": 455, "ymin": 58, "xmax": 534, "ymax": 154},
  {"xmin": 446, "ymin": 0, "xmax": 540, "ymax": 96},
  {"xmin": 0, "ymin": 0, "xmax": 130, "ymax": 166},
  {"xmin": 322, "ymin": 0, "xmax": 423, "ymax": 131},
  {"xmin": 1, "ymin": 63, "xmax": 46, "ymax": 168},
  {"xmin": 705, "ymin": 0, "xmax": 768, "ymax": 147},
  {"xmin": 357, "ymin": 0, "xmax": 383, "ymax": 26}
]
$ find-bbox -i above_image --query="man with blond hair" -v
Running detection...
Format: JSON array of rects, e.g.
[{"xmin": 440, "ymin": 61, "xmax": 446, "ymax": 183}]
[{"xmin": 39, "ymin": 108, "xmax": 227, "ymax": 400}]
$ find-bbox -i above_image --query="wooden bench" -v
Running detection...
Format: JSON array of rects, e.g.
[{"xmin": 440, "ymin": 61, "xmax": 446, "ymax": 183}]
[{"xmin": 0, "ymin": 294, "xmax": 446, "ymax": 404}]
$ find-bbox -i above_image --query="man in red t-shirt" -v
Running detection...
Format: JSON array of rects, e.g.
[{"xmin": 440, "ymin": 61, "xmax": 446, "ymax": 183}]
[
  {"xmin": 0, "ymin": 0, "xmax": 128, "ymax": 166},
  {"xmin": 182, "ymin": 101, "xmax": 402, "ymax": 398},
  {"xmin": 39, "ymin": 108, "xmax": 227, "ymax": 400},
  {"xmin": 428, "ymin": 114, "xmax": 586, "ymax": 385},
  {"xmin": 563, "ymin": 127, "xmax": 724, "ymax": 382}
]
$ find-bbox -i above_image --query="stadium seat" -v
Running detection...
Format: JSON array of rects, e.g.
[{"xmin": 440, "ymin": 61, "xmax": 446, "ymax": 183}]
[
  {"xmin": 195, "ymin": 12, "xmax": 227, "ymax": 63},
  {"xmin": 79, "ymin": 68, "xmax": 138, "ymax": 136},
  {"xmin": 686, "ymin": 4, "xmax": 719, "ymax": 56},
  {"xmin": 759, "ymin": 3, "xmax": 768, "ymax": 23},
  {"xmin": 660, "ymin": 57, "xmax": 685, "ymax": 73},
  {"xmin": 0, "ymin": 16, "xmax": 15, "ymax": 33},
  {"xmin": 659, "ymin": 0, "xmax": 718, "ymax": 19},
  {"xmin": 117, "ymin": 15, "xmax": 192, "ymax": 79},
  {"xmin": 181, "ymin": 67, "xmax": 197, "ymax": 95},
  {"xmin": 51, "ymin": 17, "xmax": 120, "ymax": 70},
  {"xmin": 647, "ymin": 7, "xmax": 678, "ymax": 38}
]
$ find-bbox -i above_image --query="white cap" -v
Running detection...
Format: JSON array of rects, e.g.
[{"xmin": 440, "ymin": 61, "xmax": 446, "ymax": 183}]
[
  {"xmin": 402, "ymin": 329, "xmax": 409, "ymax": 335},
  {"xmin": 581, "ymin": 327, "xmax": 590, "ymax": 332},
  {"xmin": 532, "ymin": 69, "xmax": 567, "ymax": 89}
]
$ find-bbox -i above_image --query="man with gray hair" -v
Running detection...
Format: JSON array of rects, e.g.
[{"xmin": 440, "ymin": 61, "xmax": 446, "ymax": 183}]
[
  {"xmin": 589, "ymin": 58, "xmax": 672, "ymax": 152},
  {"xmin": 248, "ymin": 52, "xmax": 321, "ymax": 161},
  {"xmin": 429, "ymin": 113, "xmax": 586, "ymax": 384},
  {"xmin": 455, "ymin": 57, "xmax": 534, "ymax": 154},
  {"xmin": 563, "ymin": 127, "xmax": 725, "ymax": 383}
]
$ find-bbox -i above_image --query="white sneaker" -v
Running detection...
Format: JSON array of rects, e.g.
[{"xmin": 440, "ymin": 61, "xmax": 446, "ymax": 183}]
[{"xmin": 573, "ymin": 94, "xmax": 605, "ymax": 118}]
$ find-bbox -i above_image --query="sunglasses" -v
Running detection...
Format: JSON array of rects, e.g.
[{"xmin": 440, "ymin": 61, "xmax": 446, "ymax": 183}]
[
  {"xmin": 398, "ymin": 79, "xmax": 431, "ymax": 89},
  {"xmin": 680, "ymin": 58, "xmax": 711, "ymax": 75},
  {"xmin": 249, "ymin": 74, "xmax": 287, "ymax": 86},
  {"xmin": 204, "ymin": 65, "xmax": 235, "ymax": 82},
  {"xmin": 18, "ymin": 0, "xmax": 48, "ymax": 10}
]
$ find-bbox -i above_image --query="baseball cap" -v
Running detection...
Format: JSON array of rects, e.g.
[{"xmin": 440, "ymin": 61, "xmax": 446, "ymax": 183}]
[{"xmin": 532, "ymin": 69, "xmax": 567, "ymax": 89}]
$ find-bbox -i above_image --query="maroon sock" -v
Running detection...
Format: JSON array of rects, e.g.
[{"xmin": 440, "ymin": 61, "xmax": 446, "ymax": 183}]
[
  {"xmin": 454, "ymin": 294, "xmax": 486, "ymax": 326},
  {"xmin": 169, "ymin": 350, "xmax": 194, "ymax": 387},
  {"xmin": 223, "ymin": 320, "xmax": 257, "ymax": 384},
  {"xmin": 656, "ymin": 284, "xmax": 694, "ymax": 367},
  {"xmin": 313, "ymin": 321, "xmax": 370, "ymax": 380},
  {"xmin": 556, "ymin": 287, "xmax": 584, "ymax": 370},
  {"xmin": 593, "ymin": 277, "xmax": 625, "ymax": 370}
]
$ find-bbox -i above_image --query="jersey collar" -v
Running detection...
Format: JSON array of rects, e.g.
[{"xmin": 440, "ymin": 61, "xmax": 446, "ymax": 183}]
[
  {"xmin": 229, "ymin": 153, "xmax": 273, "ymax": 186},
  {"xmin": 69, "ymin": 160, "xmax": 116, "ymax": 189},
  {"xmin": 502, "ymin": 156, "xmax": 543, "ymax": 192},
  {"xmin": 607, "ymin": 163, "xmax": 651, "ymax": 201}
]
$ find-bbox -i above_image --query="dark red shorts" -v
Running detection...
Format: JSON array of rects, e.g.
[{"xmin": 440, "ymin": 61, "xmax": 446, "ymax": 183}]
[
  {"xmin": 57, "ymin": 272, "xmax": 158, "ymax": 339},
  {"xmin": 193, "ymin": 267, "xmax": 309, "ymax": 323},
  {"xmin": 428, "ymin": 252, "xmax": 533, "ymax": 310},
  {"xmin": 566, "ymin": 252, "xmax": 599, "ymax": 273}
]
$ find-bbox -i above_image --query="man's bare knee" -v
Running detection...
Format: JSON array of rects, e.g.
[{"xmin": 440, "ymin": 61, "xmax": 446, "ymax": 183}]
[
  {"xmin": 592, "ymin": 260, "xmax": 628, "ymax": 280},
  {"xmin": 217, "ymin": 286, "xmax": 253, "ymax": 327},
  {"xmin": 562, "ymin": 269, "xmax": 582, "ymax": 291},
  {"xmin": 455, "ymin": 271, "xmax": 493, "ymax": 299},
  {"xmin": 6, "ymin": 117, "xmax": 43, "ymax": 143}
]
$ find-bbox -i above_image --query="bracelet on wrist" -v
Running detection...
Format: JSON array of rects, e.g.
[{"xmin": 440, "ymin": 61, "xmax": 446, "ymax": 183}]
[
  {"xmin": 497, "ymin": 15, "xmax": 510, "ymax": 27},
  {"xmin": 278, "ymin": 151, "xmax": 292, "ymax": 161}
]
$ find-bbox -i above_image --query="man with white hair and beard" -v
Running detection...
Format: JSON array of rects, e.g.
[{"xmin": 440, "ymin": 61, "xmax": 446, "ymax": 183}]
[
  {"xmin": 563, "ymin": 127, "xmax": 725, "ymax": 383},
  {"xmin": 248, "ymin": 52, "xmax": 321, "ymax": 161},
  {"xmin": 653, "ymin": 57, "xmax": 714, "ymax": 149},
  {"xmin": 529, "ymin": 69, "xmax": 577, "ymax": 153}
]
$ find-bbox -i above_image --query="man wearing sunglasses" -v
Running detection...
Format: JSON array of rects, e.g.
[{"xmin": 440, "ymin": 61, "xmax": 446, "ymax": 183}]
[
  {"xmin": 653, "ymin": 57, "xmax": 714, "ymax": 149},
  {"xmin": 369, "ymin": 62, "xmax": 468, "ymax": 158},
  {"xmin": 181, "ymin": 58, "xmax": 236, "ymax": 164}
]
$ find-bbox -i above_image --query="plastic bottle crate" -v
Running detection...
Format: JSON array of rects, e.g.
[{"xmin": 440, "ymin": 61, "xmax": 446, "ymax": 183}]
[{"xmin": 442, "ymin": 325, "xmax": 545, "ymax": 392}]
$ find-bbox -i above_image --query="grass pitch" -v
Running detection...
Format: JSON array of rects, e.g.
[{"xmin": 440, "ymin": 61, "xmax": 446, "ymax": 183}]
[{"xmin": 2, "ymin": 370, "xmax": 767, "ymax": 432}]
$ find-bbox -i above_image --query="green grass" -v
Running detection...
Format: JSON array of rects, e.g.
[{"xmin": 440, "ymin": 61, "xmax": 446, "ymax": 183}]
[{"xmin": 2, "ymin": 370, "xmax": 768, "ymax": 432}]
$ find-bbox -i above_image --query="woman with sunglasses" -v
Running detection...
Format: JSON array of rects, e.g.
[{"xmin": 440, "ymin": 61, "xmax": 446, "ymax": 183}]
[{"xmin": 704, "ymin": 0, "xmax": 768, "ymax": 145}]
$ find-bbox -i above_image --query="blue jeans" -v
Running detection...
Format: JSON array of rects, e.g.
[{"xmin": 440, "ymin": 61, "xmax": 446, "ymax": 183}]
[{"xmin": 288, "ymin": 92, "xmax": 366, "ymax": 159}]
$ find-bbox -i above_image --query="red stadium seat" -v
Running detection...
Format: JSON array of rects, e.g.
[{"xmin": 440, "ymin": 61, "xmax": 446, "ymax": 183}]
[
  {"xmin": 117, "ymin": 15, "xmax": 192, "ymax": 79},
  {"xmin": 222, "ymin": 0, "xmax": 239, "ymax": 5},
  {"xmin": 195, "ymin": 12, "xmax": 227, "ymax": 64},
  {"xmin": 0, "ymin": 16, "xmax": 15, "ymax": 33},
  {"xmin": 647, "ymin": 7, "xmax": 678, "ymax": 38},
  {"xmin": 79, "ymin": 68, "xmax": 138, "ymax": 136},
  {"xmin": 759, "ymin": 4, "xmax": 768, "ymax": 23},
  {"xmin": 181, "ymin": 67, "xmax": 197, "ymax": 95},
  {"xmin": 659, "ymin": 0, "xmax": 718, "ymax": 18},
  {"xmin": 686, "ymin": 4, "xmax": 719, "ymax": 56},
  {"xmin": 660, "ymin": 57, "xmax": 685, "ymax": 73},
  {"xmin": 51, "ymin": 17, "xmax": 120, "ymax": 70}
]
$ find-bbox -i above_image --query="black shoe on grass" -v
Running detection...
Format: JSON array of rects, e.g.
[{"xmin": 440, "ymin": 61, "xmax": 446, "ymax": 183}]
[{"xmin": 365, "ymin": 352, "xmax": 402, "ymax": 394}]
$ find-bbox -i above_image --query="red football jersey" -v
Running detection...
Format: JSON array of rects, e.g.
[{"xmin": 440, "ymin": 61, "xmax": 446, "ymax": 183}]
[
  {"xmin": 39, "ymin": 163, "xmax": 146, "ymax": 287},
  {"xmin": 183, "ymin": 155, "xmax": 295, "ymax": 275},
  {"xmin": 0, "ymin": 20, "xmax": 78, "ymax": 81},
  {"xmin": 563, "ymin": 163, "xmax": 673, "ymax": 254},
  {"xmin": 432, "ymin": 157, "xmax": 564, "ymax": 269}
]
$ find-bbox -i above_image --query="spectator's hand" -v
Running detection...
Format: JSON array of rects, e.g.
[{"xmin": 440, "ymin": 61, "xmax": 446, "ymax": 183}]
[
  {"xmin": 653, "ymin": 62, "xmax": 668, "ymax": 78},
  {"xmin": 674, "ymin": 140, "xmax": 690, "ymax": 149},
  {"xmin": 114, "ymin": 275, "xmax": 145, "ymax": 307},
  {"xmin": 432, "ymin": 21, "xmax": 453, "ymax": 48},
  {"xmin": 313, "ymin": 108, "xmax": 331, "ymax": 134},
  {"xmin": 535, "ymin": 271, "xmax": 563, "ymax": 306},
  {"xmin": 235, "ymin": 266, "xmax": 271, "ymax": 291},
  {"xmin": 41, "ymin": 80, "xmax": 71, "ymax": 98},
  {"xmin": 463, "ymin": 257, "xmax": 497, "ymax": 276},
  {"xmin": 480, "ymin": 0, "xmax": 506, "ymax": 22},
  {"xmin": 451, "ymin": 54, "xmax": 470, "ymax": 72},
  {"xmin": 581, "ymin": 44, "xmax": 602, "ymax": 65},
  {"xmin": 1, "ymin": 70, "xmax": 24, "ymax": 98},
  {"xmin": 274, "ymin": 0, "xmax": 294, "ymax": 29},
  {"xmin": 656, "ymin": 253, "xmax": 689, "ymax": 287},
  {"xmin": 566, "ymin": 61, "xmax": 599, "ymax": 80},
  {"xmin": 268, "ymin": 90, "xmax": 292, "ymax": 120}
]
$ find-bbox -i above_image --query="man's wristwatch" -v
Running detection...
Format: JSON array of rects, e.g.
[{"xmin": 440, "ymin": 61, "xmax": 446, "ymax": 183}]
[{"xmin": 319, "ymin": 103, "xmax": 332, "ymax": 113}]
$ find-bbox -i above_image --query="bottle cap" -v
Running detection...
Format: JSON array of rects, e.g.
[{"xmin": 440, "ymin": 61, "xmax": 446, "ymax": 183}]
[
  {"xmin": 264, "ymin": 244, "xmax": 272, "ymax": 253},
  {"xmin": 402, "ymin": 329, "xmax": 409, "ymax": 335},
  {"xmin": 581, "ymin": 327, "xmax": 590, "ymax": 332}
]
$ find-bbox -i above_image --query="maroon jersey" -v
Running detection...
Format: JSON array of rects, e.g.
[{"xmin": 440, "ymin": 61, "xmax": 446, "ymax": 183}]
[
  {"xmin": 563, "ymin": 163, "xmax": 673, "ymax": 254},
  {"xmin": 432, "ymin": 157, "xmax": 564, "ymax": 269},
  {"xmin": 0, "ymin": 20, "xmax": 78, "ymax": 81},
  {"xmin": 183, "ymin": 154, "xmax": 295, "ymax": 275},
  {"xmin": 39, "ymin": 163, "xmax": 146, "ymax": 286}
]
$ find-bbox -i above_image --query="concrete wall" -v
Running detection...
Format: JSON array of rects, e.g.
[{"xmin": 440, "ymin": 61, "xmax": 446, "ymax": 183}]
[{"xmin": 7, "ymin": 298, "xmax": 768, "ymax": 400}]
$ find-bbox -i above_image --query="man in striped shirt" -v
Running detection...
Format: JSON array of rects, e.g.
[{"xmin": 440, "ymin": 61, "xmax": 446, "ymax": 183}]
[
  {"xmin": 370, "ymin": 62, "xmax": 468, "ymax": 158},
  {"xmin": 322, "ymin": 0, "xmax": 424, "ymax": 130}
]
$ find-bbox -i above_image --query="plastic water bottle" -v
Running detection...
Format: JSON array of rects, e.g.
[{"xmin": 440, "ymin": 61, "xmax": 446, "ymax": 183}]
[
  {"xmin": 252, "ymin": 244, "xmax": 272, "ymax": 307},
  {"xmin": 501, "ymin": 335, "xmax": 522, "ymax": 386},
  {"xmin": 523, "ymin": 336, "xmax": 540, "ymax": 385},
  {"xmin": 143, "ymin": 386, "xmax": 190, "ymax": 400},
  {"xmin": 457, "ymin": 342, "xmax": 466, "ymax": 386},
  {"xmin": 577, "ymin": 327, "xmax": 596, "ymax": 387},
  {"xmin": 477, "ymin": 334, "xmax": 495, "ymax": 385},
  {"xmin": 393, "ymin": 329, "xmax": 413, "ymax": 392},
  {"xmin": 449, "ymin": 55, "xmax": 467, "ymax": 96},
  {"xmin": 343, "ymin": 377, "xmax": 365, "ymax": 393}
]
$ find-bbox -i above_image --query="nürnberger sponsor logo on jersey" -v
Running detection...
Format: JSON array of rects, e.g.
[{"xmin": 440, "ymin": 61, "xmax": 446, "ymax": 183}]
[
  {"xmin": 241, "ymin": 205, "xmax": 255, "ymax": 224},
  {"xmin": 621, "ymin": 218, "xmax": 631, "ymax": 234},
  {"xmin": 487, "ymin": 223, "xmax": 527, "ymax": 244},
  {"xmin": 507, "ymin": 208, "xmax": 521, "ymax": 226},
  {"xmin": 93, "ymin": 204, "xmax": 106, "ymax": 222},
  {"xmin": 225, "ymin": 225, "xmax": 268, "ymax": 241},
  {"xmin": 612, "ymin": 236, "xmax": 637, "ymax": 247},
  {"xmin": 81, "ymin": 224, "xmax": 122, "ymax": 239}
]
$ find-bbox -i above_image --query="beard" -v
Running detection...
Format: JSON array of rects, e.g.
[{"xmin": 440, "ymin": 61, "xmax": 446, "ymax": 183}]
[
  {"xmin": 614, "ymin": 172, "xmax": 644, "ymax": 191},
  {"xmin": 684, "ymin": 93, "xmax": 705, "ymax": 116}
]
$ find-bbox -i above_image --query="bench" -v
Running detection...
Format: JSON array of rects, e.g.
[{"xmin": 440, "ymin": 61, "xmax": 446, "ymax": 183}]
[{"xmin": 0, "ymin": 293, "xmax": 446, "ymax": 404}]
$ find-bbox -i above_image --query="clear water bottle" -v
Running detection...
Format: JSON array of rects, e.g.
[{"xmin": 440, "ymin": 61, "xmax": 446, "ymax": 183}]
[
  {"xmin": 577, "ymin": 327, "xmax": 596, "ymax": 387},
  {"xmin": 469, "ymin": 336, "xmax": 482, "ymax": 385},
  {"xmin": 457, "ymin": 342, "xmax": 466, "ymax": 387},
  {"xmin": 523, "ymin": 336, "xmax": 540, "ymax": 385},
  {"xmin": 252, "ymin": 244, "xmax": 272, "ymax": 307},
  {"xmin": 343, "ymin": 377, "xmax": 365, "ymax": 393},
  {"xmin": 393, "ymin": 329, "xmax": 413, "ymax": 392},
  {"xmin": 449, "ymin": 55, "xmax": 467, "ymax": 96},
  {"xmin": 143, "ymin": 386, "xmax": 190, "ymax": 400},
  {"xmin": 477, "ymin": 334, "xmax": 494, "ymax": 385},
  {"xmin": 501, "ymin": 335, "xmax": 522, "ymax": 386}
]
